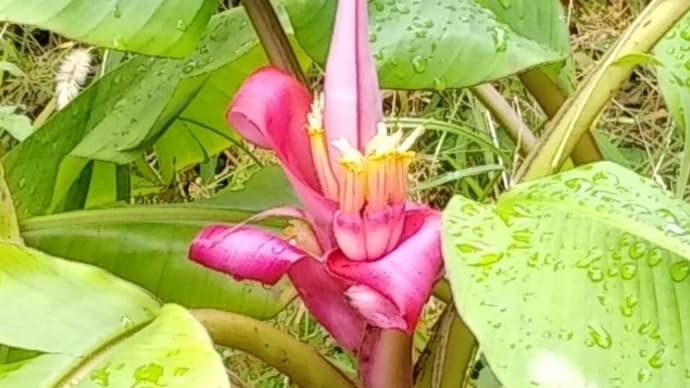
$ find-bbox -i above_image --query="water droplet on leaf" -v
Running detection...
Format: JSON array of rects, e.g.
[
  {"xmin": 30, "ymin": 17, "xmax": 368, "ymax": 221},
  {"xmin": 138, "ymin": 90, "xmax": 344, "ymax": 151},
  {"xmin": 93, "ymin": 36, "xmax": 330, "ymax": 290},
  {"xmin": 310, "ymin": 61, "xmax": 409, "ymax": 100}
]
[
  {"xmin": 587, "ymin": 323, "xmax": 612, "ymax": 349},
  {"xmin": 411, "ymin": 55, "xmax": 427, "ymax": 73},
  {"xmin": 670, "ymin": 260, "xmax": 689, "ymax": 282},
  {"xmin": 176, "ymin": 19, "xmax": 188, "ymax": 32}
]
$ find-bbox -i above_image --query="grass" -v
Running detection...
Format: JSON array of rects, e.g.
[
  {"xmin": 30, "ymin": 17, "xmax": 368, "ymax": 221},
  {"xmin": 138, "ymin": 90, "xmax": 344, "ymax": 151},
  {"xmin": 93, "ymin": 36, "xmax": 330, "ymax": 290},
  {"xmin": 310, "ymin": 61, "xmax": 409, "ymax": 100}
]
[{"xmin": 0, "ymin": 0, "xmax": 685, "ymax": 386}]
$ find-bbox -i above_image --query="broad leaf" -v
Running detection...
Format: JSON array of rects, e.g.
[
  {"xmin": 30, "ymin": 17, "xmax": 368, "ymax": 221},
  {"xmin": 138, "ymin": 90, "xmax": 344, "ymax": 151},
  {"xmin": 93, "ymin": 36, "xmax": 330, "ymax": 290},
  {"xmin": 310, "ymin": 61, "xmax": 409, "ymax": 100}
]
[
  {"xmin": 2, "ymin": 8, "xmax": 266, "ymax": 218},
  {"xmin": 0, "ymin": 242, "xmax": 227, "ymax": 387},
  {"xmin": 21, "ymin": 167, "xmax": 298, "ymax": 319},
  {"xmin": 654, "ymin": 12, "xmax": 690, "ymax": 197},
  {"xmin": 285, "ymin": 0, "xmax": 566, "ymax": 89},
  {"xmin": 443, "ymin": 162, "xmax": 690, "ymax": 387},
  {"xmin": 0, "ymin": 106, "xmax": 32, "ymax": 141},
  {"xmin": 0, "ymin": 0, "xmax": 216, "ymax": 57},
  {"xmin": 654, "ymin": 13, "xmax": 690, "ymax": 128},
  {"xmin": 0, "ymin": 163, "xmax": 20, "ymax": 242}
]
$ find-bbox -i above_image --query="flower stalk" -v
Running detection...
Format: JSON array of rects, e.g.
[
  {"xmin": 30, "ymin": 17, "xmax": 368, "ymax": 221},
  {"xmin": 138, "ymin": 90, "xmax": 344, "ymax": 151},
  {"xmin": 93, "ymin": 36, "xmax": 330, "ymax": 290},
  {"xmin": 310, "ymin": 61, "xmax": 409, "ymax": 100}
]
[{"xmin": 190, "ymin": 1, "xmax": 442, "ymax": 386}]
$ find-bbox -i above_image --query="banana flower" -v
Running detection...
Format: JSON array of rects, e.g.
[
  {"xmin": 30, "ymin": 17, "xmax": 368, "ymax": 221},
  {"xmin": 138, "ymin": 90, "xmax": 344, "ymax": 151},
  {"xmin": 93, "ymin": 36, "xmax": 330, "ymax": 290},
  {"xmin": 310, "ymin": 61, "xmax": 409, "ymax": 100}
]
[{"xmin": 189, "ymin": 1, "xmax": 442, "ymax": 385}]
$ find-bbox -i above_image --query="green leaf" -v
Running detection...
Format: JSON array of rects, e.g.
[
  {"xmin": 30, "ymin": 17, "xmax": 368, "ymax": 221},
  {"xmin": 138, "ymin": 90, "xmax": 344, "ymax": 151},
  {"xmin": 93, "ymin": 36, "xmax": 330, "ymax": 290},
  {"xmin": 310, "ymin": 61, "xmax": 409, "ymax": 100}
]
[
  {"xmin": 443, "ymin": 162, "xmax": 690, "ymax": 387},
  {"xmin": 654, "ymin": 13, "xmax": 690, "ymax": 127},
  {"xmin": 0, "ymin": 243, "xmax": 159, "ymax": 354},
  {"xmin": 285, "ymin": 0, "xmax": 566, "ymax": 89},
  {"xmin": 0, "ymin": 61, "xmax": 24, "ymax": 77},
  {"xmin": 21, "ymin": 167, "xmax": 298, "ymax": 319},
  {"xmin": 475, "ymin": 0, "xmax": 574, "ymax": 93},
  {"xmin": 593, "ymin": 132, "xmax": 646, "ymax": 170},
  {"xmin": 473, "ymin": 0, "xmax": 569, "ymax": 55},
  {"xmin": 0, "ymin": 106, "xmax": 32, "ymax": 141},
  {"xmin": 654, "ymin": 13, "xmax": 690, "ymax": 198},
  {"xmin": 0, "ymin": 242, "xmax": 228, "ymax": 387},
  {"xmin": 0, "ymin": 163, "xmax": 20, "ymax": 242},
  {"xmin": 3, "ymin": 8, "xmax": 266, "ymax": 218},
  {"xmin": 0, "ymin": 0, "xmax": 216, "ymax": 57}
]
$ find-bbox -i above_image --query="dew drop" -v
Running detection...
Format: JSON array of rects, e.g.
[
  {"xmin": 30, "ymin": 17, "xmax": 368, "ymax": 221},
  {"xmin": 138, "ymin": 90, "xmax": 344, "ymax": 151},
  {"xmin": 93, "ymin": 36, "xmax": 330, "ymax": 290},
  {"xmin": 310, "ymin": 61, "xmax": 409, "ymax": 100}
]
[
  {"xmin": 637, "ymin": 367, "xmax": 652, "ymax": 383},
  {"xmin": 587, "ymin": 267, "xmax": 604, "ymax": 282},
  {"xmin": 112, "ymin": 35, "xmax": 126, "ymax": 50},
  {"xmin": 120, "ymin": 315, "xmax": 133, "ymax": 329},
  {"xmin": 90, "ymin": 365, "xmax": 110, "ymax": 387},
  {"xmin": 670, "ymin": 260, "xmax": 690, "ymax": 282},
  {"xmin": 392, "ymin": 2, "xmax": 410, "ymax": 14},
  {"xmin": 587, "ymin": 323, "xmax": 612, "ymax": 349},
  {"xmin": 176, "ymin": 19, "xmax": 188, "ymax": 32},
  {"xmin": 182, "ymin": 60, "xmax": 197, "ymax": 73},
  {"xmin": 432, "ymin": 77, "xmax": 447, "ymax": 90},
  {"xmin": 620, "ymin": 262, "xmax": 637, "ymax": 280},
  {"xmin": 628, "ymin": 241, "xmax": 646, "ymax": 259},
  {"xmin": 490, "ymin": 26, "xmax": 508, "ymax": 53},
  {"xmin": 681, "ymin": 28, "xmax": 690, "ymax": 41},
  {"xmin": 648, "ymin": 348, "xmax": 666, "ymax": 369},
  {"xmin": 638, "ymin": 321, "xmax": 653, "ymax": 335},
  {"xmin": 647, "ymin": 248, "xmax": 663, "ymax": 267},
  {"xmin": 411, "ymin": 55, "xmax": 428, "ymax": 73}
]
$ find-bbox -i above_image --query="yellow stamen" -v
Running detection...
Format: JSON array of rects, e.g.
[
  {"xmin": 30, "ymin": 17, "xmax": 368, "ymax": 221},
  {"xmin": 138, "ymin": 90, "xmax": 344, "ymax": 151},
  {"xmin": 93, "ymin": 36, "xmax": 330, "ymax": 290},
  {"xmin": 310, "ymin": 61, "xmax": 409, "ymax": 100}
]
[
  {"xmin": 365, "ymin": 154, "xmax": 387, "ymax": 209},
  {"xmin": 328, "ymin": 124, "xmax": 424, "ymax": 214},
  {"xmin": 309, "ymin": 128, "xmax": 340, "ymax": 200},
  {"xmin": 306, "ymin": 92, "xmax": 339, "ymax": 200},
  {"xmin": 339, "ymin": 161, "xmax": 367, "ymax": 216}
]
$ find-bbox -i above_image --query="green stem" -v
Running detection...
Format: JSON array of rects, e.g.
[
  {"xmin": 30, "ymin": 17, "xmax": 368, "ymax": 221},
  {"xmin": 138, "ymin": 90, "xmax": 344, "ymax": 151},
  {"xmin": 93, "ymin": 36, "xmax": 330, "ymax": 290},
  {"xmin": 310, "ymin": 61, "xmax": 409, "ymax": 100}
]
[
  {"xmin": 115, "ymin": 164, "xmax": 131, "ymax": 203},
  {"xmin": 241, "ymin": 0, "xmax": 306, "ymax": 85},
  {"xmin": 519, "ymin": 69, "xmax": 604, "ymax": 164},
  {"xmin": 431, "ymin": 279, "xmax": 452, "ymax": 303},
  {"xmin": 192, "ymin": 309, "xmax": 356, "ymax": 388},
  {"xmin": 414, "ymin": 305, "xmax": 477, "ymax": 388},
  {"xmin": 516, "ymin": 0, "xmax": 690, "ymax": 182}
]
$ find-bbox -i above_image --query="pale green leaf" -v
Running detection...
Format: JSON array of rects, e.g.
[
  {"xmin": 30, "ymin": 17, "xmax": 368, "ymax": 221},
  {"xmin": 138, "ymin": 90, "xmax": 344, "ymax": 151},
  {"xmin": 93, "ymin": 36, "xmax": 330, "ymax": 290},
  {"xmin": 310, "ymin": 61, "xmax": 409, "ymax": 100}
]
[
  {"xmin": 0, "ymin": 242, "xmax": 228, "ymax": 387},
  {"xmin": 443, "ymin": 162, "xmax": 690, "ymax": 387},
  {"xmin": 0, "ymin": 106, "xmax": 32, "ymax": 141}
]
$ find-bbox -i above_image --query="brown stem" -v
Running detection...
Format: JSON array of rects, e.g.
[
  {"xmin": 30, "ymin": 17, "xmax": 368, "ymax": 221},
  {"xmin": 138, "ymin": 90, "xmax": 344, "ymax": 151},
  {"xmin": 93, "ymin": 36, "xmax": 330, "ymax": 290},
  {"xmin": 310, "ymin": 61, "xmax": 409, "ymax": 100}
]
[
  {"xmin": 192, "ymin": 308, "xmax": 356, "ymax": 388},
  {"xmin": 471, "ymin": 83, "xmax": 538, "ymax": 153},
  {"xmin": 241, "ymin": 0, "xmax": 307, "ymax": 85},
  {"xmin": 359, "ymin": 328, "xmax": 413, "ymax": 388},
  {"xmin": 431, "ymin": 279, "xmax": 452, "ymax": 303}
]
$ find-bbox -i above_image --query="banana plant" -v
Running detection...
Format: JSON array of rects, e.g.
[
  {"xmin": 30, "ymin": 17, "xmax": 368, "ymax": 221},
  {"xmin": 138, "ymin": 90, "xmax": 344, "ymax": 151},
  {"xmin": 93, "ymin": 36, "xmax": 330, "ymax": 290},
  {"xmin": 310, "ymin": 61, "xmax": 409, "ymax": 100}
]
[{"xmin": 2, "ymin": 0, "xmax": 690, "ymax": 387}]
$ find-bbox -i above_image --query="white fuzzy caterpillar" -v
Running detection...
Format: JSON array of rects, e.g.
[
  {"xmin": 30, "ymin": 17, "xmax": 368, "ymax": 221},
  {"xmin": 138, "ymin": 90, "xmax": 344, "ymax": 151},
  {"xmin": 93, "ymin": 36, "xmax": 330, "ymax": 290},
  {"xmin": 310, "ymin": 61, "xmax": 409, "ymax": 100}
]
[{"xmin": 55, "ymin": 48, "xmax": 92, "ymax": 110}]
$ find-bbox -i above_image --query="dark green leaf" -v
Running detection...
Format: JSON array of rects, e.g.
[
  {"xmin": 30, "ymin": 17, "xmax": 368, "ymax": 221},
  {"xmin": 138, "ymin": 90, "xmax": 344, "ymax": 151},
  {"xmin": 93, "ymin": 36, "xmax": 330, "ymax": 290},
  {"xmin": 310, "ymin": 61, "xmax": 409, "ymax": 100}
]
[
  {"xmin": 3, "ymin": 8, "xmax": 265, "ymax": 218},
  {"xmin": 285, "ymin": 0, "xmax": 566, "ymax": 89},
  {"xmin": 21, "ymin": 167, "xmax": 298, "ymax": 319}
]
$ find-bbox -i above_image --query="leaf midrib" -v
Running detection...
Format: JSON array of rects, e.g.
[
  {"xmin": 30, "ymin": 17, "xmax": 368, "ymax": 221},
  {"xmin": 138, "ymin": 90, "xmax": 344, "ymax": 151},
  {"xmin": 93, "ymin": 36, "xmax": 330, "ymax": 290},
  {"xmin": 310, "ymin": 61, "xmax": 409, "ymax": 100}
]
[{"xmin": 55, "ymin": 319, "xmax": 152, "ymax": 387}]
